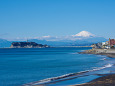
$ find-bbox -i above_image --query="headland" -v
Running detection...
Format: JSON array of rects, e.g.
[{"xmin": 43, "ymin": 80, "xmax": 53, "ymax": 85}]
[
  {"xmin": 79, "ymin": 48, "xmax": 115, "ymax": 58},
  {"xmin": 80, "ymin": 38, "xmax": 115, "ymax": 58}
]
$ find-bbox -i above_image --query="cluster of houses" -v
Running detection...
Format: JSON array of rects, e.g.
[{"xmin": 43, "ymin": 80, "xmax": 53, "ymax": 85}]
[{"xmin": 92, "ymin": 38, "xmax": 115, "ymax": 49}]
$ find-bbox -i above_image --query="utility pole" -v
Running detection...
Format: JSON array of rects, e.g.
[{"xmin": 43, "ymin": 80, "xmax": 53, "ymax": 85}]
[{"xmin": 109, "ymin": 38, "xmax": 111, "ymax": 46}]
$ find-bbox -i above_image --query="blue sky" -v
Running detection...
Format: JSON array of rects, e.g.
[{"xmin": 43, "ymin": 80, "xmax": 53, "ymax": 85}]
[{"xmin": 0, "ymin": 0, "xmax": 115, "ymax": 40}]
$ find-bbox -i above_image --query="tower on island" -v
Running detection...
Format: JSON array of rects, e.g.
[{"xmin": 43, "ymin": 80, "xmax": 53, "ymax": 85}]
[{"xmin": 27, "ymin": 39, "xmax": 28, "ymax": 42}]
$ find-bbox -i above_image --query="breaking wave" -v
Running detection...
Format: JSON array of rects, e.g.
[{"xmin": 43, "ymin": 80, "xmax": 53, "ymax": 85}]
[
  {"xmin": 100, "ymin": 58, "xmax": 106, "ymax": 60},
  {"xmin": 90, "ymin": 63, "xmax": 113, "ymax": 71},
  {"xmin": 23, "ymin": 63, "xmax": 113, "ymax": 86}
]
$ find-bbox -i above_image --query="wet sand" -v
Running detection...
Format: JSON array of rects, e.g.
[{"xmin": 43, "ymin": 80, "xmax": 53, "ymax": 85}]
[
  {"xmin": 71, "ymin": 74, "xmax": 115, "ymax": 86},
  {"xmin": 24, "ymin": 48, "xmax": 115, "ymax": 86},
  {"xmin": 75, "ymin": 49, "xmax": 115, "ymax": 86}
]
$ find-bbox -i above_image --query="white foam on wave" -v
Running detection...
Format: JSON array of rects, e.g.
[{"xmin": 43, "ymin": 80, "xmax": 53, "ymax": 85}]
[
  {"xmin": 70, "ymin": 52, "xmax": 78, "ymax": 54},
  {"xmin": 91, "ymin": 64, "xmax": 113, "ymax": 71},
  {"xmin": 100, "ymin": 58, "xmax": 106, "ymax": 60},
  {"xmin": 24, "ymin": 64, "xmax": 113, "ymax": 86},
  {"xmin": 96, "ymin": 55, "xmax": 107, "ymax": 57}
]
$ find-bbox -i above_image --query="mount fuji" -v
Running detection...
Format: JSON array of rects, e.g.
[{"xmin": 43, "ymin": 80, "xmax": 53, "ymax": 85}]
[
  {"xmin": 72, "ymin": 31, "xmax": 95, "ymax": 37},
  {"xmin": 0, "ymin": 31, "xmax": 107, "ymax": 47},
  {"xmin": 28, "ymin": 31, "xmax": 107, "ymax": 46}
]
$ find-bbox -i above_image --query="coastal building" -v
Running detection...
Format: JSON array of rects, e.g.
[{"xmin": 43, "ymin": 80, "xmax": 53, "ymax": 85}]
[
  {"xmin": 109, "ymin": 38, "xmax": 115, "ymax": 48},
  {"xmin": 102, "ymin": 41, "xmax": 110, "ymax": 49},
  {"xmin": 92, "ymin": 38, "xmax": 115, "ymax": 49},
  {"xmin": 91, "ymin": 43, "xmax": 103, "ymax": 49}
]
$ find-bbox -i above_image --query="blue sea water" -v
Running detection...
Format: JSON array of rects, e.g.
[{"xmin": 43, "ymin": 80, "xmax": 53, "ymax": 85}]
[{"xmin": 0, "ymin": 47, "xmax": 115, "ymax": 86}]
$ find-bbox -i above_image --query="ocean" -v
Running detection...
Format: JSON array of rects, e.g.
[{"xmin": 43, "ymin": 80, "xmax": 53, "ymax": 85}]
[{"xmin": 0, "ymin": 47, "xmax": 115, "ymax": 86}]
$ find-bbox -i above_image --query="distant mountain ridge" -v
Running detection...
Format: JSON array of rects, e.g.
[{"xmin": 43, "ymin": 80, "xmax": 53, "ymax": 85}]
[
  {"xmin": 0, "ymin": 31, "xmax": 108, "ymax": 47},
  {"xmin": 28, "ymin": 37, "xmax": 107, "ymax": 46},
  {"xmin": 0, "ymin": 39, "xmax": 11, "ymax": 48}
]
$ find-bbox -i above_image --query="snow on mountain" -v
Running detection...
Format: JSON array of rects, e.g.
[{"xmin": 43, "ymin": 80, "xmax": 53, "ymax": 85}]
[
  {"xmin": 73, "ymin": 31, "xmax": 95, "ymax": 37},
  {"xmin": 29, "ymin": 31, "xmax": 107, "ymax": 46},
  {"xmin": 33, "ymin": 31, "xmax": 95, "ymax": 41},
  {"xmin": 0, "ymin": 31, "xmax": 107, "ymax": 47},
  {"xmin": 29, "ymin": 31, "xmax": 105, "ymax": 42}
]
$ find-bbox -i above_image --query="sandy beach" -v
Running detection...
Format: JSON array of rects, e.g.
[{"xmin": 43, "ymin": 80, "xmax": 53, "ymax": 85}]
[
  {"xmin": 70, "ymin": 74, "xmax": 115, "ymax": 86},
  {"xmin": 73, "ymin": 48, "xmax": 115, "ymax": 86},
  {"xmin": 23, "ymin": 48, "xmax": 115, "ymax": 86}
]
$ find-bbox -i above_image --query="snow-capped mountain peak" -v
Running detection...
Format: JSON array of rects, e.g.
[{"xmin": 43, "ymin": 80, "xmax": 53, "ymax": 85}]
[{"xmin": 73, "ymin": 31, "xmax": 95, "ymax": 37}]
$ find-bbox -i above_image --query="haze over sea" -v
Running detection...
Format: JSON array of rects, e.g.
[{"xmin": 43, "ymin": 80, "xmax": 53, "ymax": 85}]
[{"xmin": 0, "ymin": 47, "xmax": 115, "ymax": 86}]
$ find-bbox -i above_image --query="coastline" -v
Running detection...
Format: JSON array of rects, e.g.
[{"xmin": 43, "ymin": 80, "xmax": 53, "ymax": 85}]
[
  {"xmin": 79, "ymin": 48, "xmax": 115, "ymax": 58},
  {"xmin": 23, "ymin": 48, "xmax": 115, "ymax": 86},
  {"xmin": 70, "ymin": 74, "xmax": 115, "ymax": 86},
  {"xmin": 72, "ymin": 48, "xmax": 115, "ymax": 86}
]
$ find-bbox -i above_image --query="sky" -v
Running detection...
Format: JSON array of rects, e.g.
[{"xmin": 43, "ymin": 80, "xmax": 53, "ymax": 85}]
[{"xmin": 0, "ymin": 0, "xmax": 115, "ymax": 40}]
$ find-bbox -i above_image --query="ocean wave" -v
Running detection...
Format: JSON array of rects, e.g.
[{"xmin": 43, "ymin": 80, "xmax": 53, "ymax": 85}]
[
  {"xmin": 23, "ymin": 63, "xmax": 113, "ymax": 86},
  {"xmin": 96, "ymin": 55, "xmax": 107, "ymax": 57},
  {"xmin": 90, "ymin": 64, "xmax": 113, "ymax": 72},
  {"xmin": 100, "ymin": 58, "xmax": 106, "ymax": 60},
  {"xmin": 70, "ymin": 52, "xmax": 78, "ymax": 54}
]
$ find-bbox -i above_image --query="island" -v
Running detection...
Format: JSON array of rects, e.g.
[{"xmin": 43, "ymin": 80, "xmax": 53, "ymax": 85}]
[{"xmin": 10, "ymin": 42, "xmax": 50, "ymax": 48}]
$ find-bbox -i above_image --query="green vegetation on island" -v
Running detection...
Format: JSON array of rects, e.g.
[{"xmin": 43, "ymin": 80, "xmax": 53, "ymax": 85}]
[{"xmin": 10, "ymin": 42, "xmax": 50, "ymax": 48}]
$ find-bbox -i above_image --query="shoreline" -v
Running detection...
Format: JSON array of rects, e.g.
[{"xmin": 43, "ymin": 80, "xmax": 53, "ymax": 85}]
[
  {"xmin": 70, "ymin": 74, "xmax": 115, "ymax": 86},
  {"xmin": 23, "ymin": 48, "xmax": 115, "ymax": 86},
  {"xmin": 72, "ymin": 48, "xmax": 115, "ymax": 86},
  {"xmin": 79, "ymin": 48, "xmax": 115, "ymax": 58}
]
